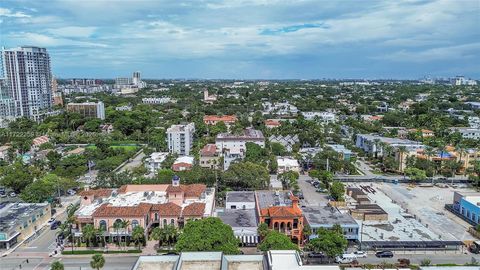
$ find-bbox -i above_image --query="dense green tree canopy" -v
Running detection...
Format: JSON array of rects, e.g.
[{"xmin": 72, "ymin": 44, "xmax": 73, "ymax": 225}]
[{"xmin": 176, "ymin": 217, "xmax": 240, "ymax": 254}]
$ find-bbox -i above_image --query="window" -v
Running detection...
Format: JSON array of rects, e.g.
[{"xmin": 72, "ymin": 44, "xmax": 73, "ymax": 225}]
[
  {"xmin": 154, "ymin": 213, "xmax": 159, "ymax": 221},
  {"xmin": 163, "ymin": 219, "xmax": 167, "ymax": 227},
  {"xmin": 99, "ymin": 220, "xmax": 107, "ymax": 230},
  {"xmin": 170, "ymin": 219, "xmax": 175, "ymax": 226},
  {"xmin": 132, "ymin": 220, "xmax": 139, "ymax": 228},
  {"xmin": 231, "ymin": 205, "xmax": 236, "ymax": 209}
]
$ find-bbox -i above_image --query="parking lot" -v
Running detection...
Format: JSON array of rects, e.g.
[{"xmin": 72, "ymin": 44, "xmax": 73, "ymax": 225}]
[
  {"xmin": 378, "ymin": 182, "xmax": 476, "ymax": 241},
  {"xmin": 298, "ymin": 174, "xmax": 329, "ymax": 206}
]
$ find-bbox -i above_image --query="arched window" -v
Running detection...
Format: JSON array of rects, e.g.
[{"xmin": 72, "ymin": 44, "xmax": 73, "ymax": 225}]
[
  {"xmin": 132, "ymin": 220, "xmax": 139, "ymax": 228},
  {"xmin": 99, "ymin": 220, "xmax": 107, "ymax": 230},
  {"xmin": 114, "ymin": 219, "xmax": 122, "ymax": 226},
  {"xmin": 154, "ymin": 213, "xmax": 159, "ymax": 221},
  {"xmin": 163, "ymin": 219, "xmax": 167, "ymax": 228},
  {"xmin": 170, "ymin": 219, "xmax": 175, "ymax": 226}
]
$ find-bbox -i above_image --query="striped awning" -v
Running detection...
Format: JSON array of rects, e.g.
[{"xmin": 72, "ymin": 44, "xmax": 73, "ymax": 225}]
[{"xmin": 237, "ymin": 235, "xmax": 259, "ymax": 244}]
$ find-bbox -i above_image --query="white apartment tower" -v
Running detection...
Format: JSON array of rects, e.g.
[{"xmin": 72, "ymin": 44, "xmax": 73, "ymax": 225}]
[
  {"xmin": 132, "ymin": 71, "xmax": 141, "ymax": 85},
  {"xmin": 167, "ymin": 123, "xmax": 195, "ymax": 155},
  {"xmin": 1, "ymin": 46, "xmax": 53, "ymax": 121}
]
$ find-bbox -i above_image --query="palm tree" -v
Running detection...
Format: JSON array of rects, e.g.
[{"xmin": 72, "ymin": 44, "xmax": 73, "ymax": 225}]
[
  {"xmin": 120, "ymin": 219, "xmax": 130, "ymax": 249},
  {"xmin": 163, "ymin": 225, "xmax": 178, "ymax": 248},
  {"xmin": 111, "ymin": 220, "xmax": 123, "ymax": 249},
  {"xmin": 90, "ymin": 254, "xmax": 105, "ymax": 270},
  {"xmin": 65, "ymin": 203, "xmax": 79, "ymax": 252},
  {"xmin": 82, "ymin": 224, "xmax": 96, "ymax": 247},
  {"xmin": 132, "ymin": 226, "xmax": 145, "ymax": 250},
  {"xmin": 150, "ymin": 227, "xmax": 163, "ymax": 249},
  {"xmin": 373, "ymin": 139, "xmax": 381, "ymax": 159},
  {"xmin": 397, "ymin": 146, "xmax": 408, "ymax": 173},
  {"xmin": 50, "ymin": 261, "xmax": 64, "ymax": 270}
]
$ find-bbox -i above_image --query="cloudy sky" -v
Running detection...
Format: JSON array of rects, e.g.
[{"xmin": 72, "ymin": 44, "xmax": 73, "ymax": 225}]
[{"xmin": 1, "ymin": 0, "xmax": 479, "ymax": 79}]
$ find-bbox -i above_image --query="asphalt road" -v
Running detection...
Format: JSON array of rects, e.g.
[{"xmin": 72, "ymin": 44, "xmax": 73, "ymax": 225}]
[{"xmin": 298, "ymin": 174, "xmax": 329, "ymax": 206}]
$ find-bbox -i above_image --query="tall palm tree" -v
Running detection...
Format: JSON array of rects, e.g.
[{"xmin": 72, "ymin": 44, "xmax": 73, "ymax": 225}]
[
  {"xmin": 373, "ymin": 138, "xmax": 381, "ymax": 159},
  {"xmin": 150, "ymin": 227, "xmax": 163, "ymax": 249},
  {"xmin": 90, "ymin": 254, "xmax": 105, "ymax": 270},
  {"xmin": 163, "ymin": 225, "xmax": 178, "ymax": 248},
  {"xmin": 132, "ymin": 226, "xmax": 145, "ymax": 250},
  {"xmin": 82, "ymin": 224, "xmax": 96, "ymax": 247},
  {"xmin": 111, "ymin": 220, "xmax": 123, "ymax": 248},
  {"xmin": 120, "ymin": 219, "xmax": 130, "ymax": 249}
]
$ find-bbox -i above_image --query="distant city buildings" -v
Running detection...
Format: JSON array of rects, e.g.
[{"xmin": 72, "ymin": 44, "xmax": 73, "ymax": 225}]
[
  {"xmin": 66, "ymin": 101, "xmax": 105, "ymax": 120},
  {"xmin": 167, "ymin": 123, "xmax": 195, "ymax": 155},
  {"xmin": 203, "ymin": 89, "xmax": 217, "ymax": 103},
  {"xmin": 452, "ymin": 76, "xmax": 477, "ymax": 86},
  {"xmin": 1, "ymin": 46, "xmax": 53, "ymax": 122},
  {"xmin": 116, "ymin": 71, "xmax": 147, "ymax": 93}
]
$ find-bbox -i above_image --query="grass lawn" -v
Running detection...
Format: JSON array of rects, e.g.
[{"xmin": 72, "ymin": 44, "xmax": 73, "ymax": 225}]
[{"xmin": 86, "ymin": 144, "xmax": 139, "ymax": 151}]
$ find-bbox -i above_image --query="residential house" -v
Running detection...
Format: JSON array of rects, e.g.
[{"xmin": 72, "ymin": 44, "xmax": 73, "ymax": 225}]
[
  {"xmin": 199, "ymin": 144, "xmax": 220, "ymax": 169},
  {"xmin": 172, "ymin": 156, "xmax": 194, "ymax": 171},
  {"xmin": 31, "ymin": 135, "xmax": 50, "ymax": 151},
  {"xmin": 203, "ymin": 115, "xmax": 237, "ymax": 126},
  {"xmin": 145, "ymin": 152, "xmax": 169, "ymax": 173},
  {"xmin": 326, "ymin": 144, "xmax": 353, "ymax": 161},
  {"xmin": 276, "ymin": 157, "xmax": 300, "ymax": 174},
  {"xmin": 265, "ymin": 119, "xmax": 281, "ymax": 129},
  {"xmin": 269, "ymin": 134, "xmax": 299, "ymax": 152},
  {"xmin": 223, "ymin": 147, "xmax": 245, "ymax": 170}
]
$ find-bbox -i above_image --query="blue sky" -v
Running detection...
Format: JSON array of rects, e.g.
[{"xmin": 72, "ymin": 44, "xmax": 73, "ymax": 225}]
[{"xmin": 1, "ymin": 0, "xmax": 479, "ymax": 79}]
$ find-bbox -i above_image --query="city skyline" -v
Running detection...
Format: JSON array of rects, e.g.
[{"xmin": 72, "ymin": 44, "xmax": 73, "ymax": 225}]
[{"xmin": 1, "ymin": 0, "xmax": 479, "ymax": 79}]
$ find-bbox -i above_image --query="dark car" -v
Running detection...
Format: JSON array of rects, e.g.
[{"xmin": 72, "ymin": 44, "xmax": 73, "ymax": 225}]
[
  {"xmin": 375, "ymin": 250, "xmax": 394, "ymax": 258},
  {"xmin": 308, "ymin": 252, "xmax": 324, "ymax": 258},
  {"xmin": 50, "ymin": 220, "xmax": 62, "ymax": 230}
]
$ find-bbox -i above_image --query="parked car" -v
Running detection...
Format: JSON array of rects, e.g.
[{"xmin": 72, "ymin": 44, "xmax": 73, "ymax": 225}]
[
  {"xmin": 308, "ymin": 252, "xmax": 324, "ymax": 258},
  {"xmin": 47, "ymin": 218, "xmax": 56, "ymax": 224},
  {"xmin": 375, "ymin": 250, "xmax": 394, "ymax": 258},
  {"xmin": 67, "ymin": 189, "xmax": 76, "ymax": 195},
  {"xmin": 353, "ymin": 251, "xmax": 367, "ymax": 258},
  {"xmin": 9, "ymin": 192, "xmax": 16, "ymax": 197},
  {"xmin": 50, "ymin": 220, "xmax": 61, "ymax": 230},
  {"xmin": 335, "ymin": 254, "xmax": 357, "ymax": 263}
]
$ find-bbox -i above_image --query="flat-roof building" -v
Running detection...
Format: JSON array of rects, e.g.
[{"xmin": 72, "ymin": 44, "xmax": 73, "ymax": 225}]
[{"xmin": 0, "ymin": 202, "xmax": 51, "ymax": 249}]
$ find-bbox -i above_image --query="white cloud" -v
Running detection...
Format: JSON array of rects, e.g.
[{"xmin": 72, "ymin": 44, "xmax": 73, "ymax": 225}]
[
  {"xmin": 6, "ymin": 32, "xmax": 107, "ymax": 48},
  {"xmin": 47, "ymin": 26, "xmax": 97, "ymax": 38},
  {"xmin": 380, "ymin": 42, "xmax": 480, "ymax": 62},
  {"xmin": 0, "ymin": 7, "xmax": 30, "ymax": 18}
]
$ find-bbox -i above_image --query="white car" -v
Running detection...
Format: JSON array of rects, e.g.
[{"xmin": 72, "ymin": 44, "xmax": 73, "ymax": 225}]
[
  {"xmin": 47, "ymin": 218, "xmax": 56, "ymax": 224},
  {"xmin": 67, "ymin": 189, "xmax": 76, "ymax": 195},
  {"xmin": 9, "ymin": 192, "xmax": 16, "ymax": 197},
  {"xmin": 335, "ymin": 254, "xmax": 357, "ymax": 264},
  {"xmin": 353, "ymin": 251, "xmax": 367, "ymax": 258}
]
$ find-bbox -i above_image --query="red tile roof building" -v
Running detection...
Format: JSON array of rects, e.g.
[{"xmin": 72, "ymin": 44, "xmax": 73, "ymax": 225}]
[
  {"xmin": 255, "ymin": 191, "xmax": 304, "ymax": 245},
  {"xmin": 74, "ymin": 178, "xmax": 215, "ymax": 239},
  {"xmin": 203, "ymin": 115, "xmax": 237, "ymax": 126}
]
